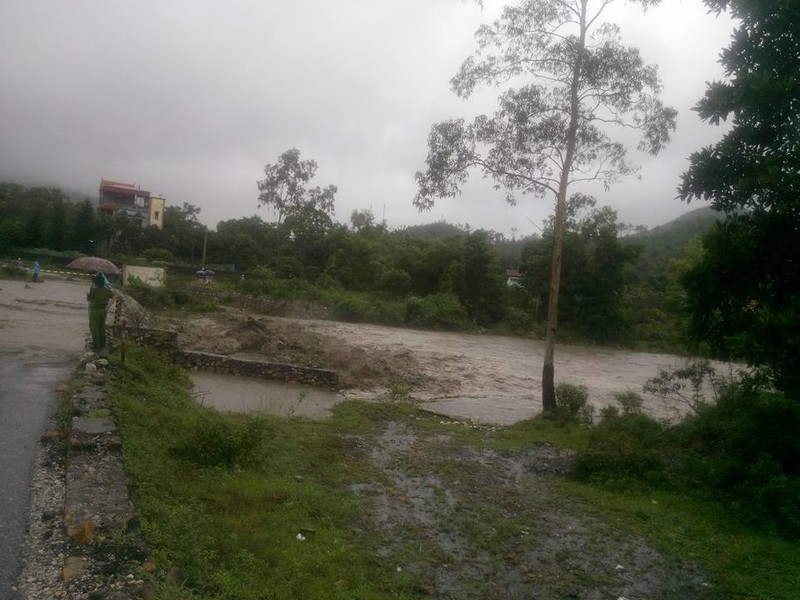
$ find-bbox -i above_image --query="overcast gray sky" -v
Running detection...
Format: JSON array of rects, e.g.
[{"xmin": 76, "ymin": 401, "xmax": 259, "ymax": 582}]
[{"xmin": 0, "ymin": 0, "xmax": 736, "ymax": 236}]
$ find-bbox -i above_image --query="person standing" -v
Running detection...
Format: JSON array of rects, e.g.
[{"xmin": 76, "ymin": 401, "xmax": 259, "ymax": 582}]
[
  {"xmin": 87, "ymin": 272, "xmax": 115, "ymax": 352},
  {"xmin": 32, "ymin": 261, "xmax": 41, "ymax": 282}
]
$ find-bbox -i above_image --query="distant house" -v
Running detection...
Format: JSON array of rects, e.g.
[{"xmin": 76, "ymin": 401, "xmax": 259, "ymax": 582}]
[
  {"xmin": 505, "ymin": 269, "xmax": 522, "ymax": 287},
  {"xmin": 98, "ymin": 179, "xmax": 165, "ymax": 229}
]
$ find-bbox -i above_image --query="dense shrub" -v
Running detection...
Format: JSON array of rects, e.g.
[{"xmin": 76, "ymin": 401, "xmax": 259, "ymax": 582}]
[
  {"xmin": 403, "ymin": 293, "xmax": 469, "ymax": 330},
  {"xmin": 574, "ymin": 412, "xmax": 669, "ymax": 487},
  {"xmin": 554, "ymin": 383, "xmax": 594, "ymax": 425},
  {"xmin": 575, "ymin": 380, "xmax": 800, "ymax": 537},
  {"xmin": 141, "ymin": 248, "xmax": 174, "ymax": 263},
  {"xmin": 676, "ymin": 389, "xmax": 800, "ymax": 536},
  {"xmin": 375, "ymin": 267, "xmax": 412, "ymax": 295},
  {"xmin": 503, "ymin": 306, "xmax": 536, "ymax": 335},
  {"xmin": 173, "ymin": 416, "xmax": 268, "ymax": 469},
  {"xmin": 331, "ymin": 295, "xmax": 380, "ymax": 322}
]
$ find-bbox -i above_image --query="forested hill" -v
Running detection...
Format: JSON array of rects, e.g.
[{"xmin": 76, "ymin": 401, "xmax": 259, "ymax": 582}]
[
  {"xmin": 398, "ymin": 222, "xmax": 467, "ymax": 239},
  {"xmin": 625, "ymin": 206, "xmax": 721, "ymax": 256}
]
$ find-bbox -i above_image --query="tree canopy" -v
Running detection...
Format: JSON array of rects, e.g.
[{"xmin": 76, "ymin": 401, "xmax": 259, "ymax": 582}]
[
  {"xmin": 257, "ymin": 148, "xmax": 337, "ymax": 225},
  {"xmin": 679, "ymin": 0, "xmax": 800, "ymax": 397}
]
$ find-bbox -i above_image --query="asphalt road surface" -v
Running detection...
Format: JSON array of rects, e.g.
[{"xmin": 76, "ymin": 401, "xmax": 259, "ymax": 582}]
[{"xmin": 0, "ymin": 277, "xmax": 87, "ymax": 598}]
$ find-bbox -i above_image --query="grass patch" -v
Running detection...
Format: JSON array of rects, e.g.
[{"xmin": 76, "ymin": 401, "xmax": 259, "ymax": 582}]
[
  {"xmin": 106, "ymin": 344, "xmax": 800, "ymax": 599},
  {"xmin": 552, "ymin": 480, "xmax": 800, "ymax": 599},
  {"xmin": 107, "ymin": 345, "xmax": 418, "ymax": 599}
]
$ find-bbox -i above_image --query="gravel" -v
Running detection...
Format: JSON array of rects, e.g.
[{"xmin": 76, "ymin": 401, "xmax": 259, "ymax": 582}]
[{"xmin": 14, "ymin": 365, "xmax": 151, "ymax": 600}]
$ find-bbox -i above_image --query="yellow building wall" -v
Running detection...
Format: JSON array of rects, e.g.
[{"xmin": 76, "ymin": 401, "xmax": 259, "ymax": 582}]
[{"xmin": 148, "ymin": 196, "xmax": 166, "ymax": 229}]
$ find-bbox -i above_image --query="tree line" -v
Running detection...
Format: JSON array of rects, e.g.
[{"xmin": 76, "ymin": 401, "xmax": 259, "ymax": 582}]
[{"xmin": 0, "ymin": 175, "xmax": 698, "ymax": 350}]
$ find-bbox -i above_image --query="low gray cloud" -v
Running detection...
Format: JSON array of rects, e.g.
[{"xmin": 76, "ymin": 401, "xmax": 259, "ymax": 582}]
[{"xmin": 0, "ymin": 0, "xmax": 736, "ymax": 235}]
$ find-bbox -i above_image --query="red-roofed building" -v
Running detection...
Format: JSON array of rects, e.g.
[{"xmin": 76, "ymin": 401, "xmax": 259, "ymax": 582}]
[{"xmin": 98, "ymin": 179, "xmax": 165, "ymax": 229}]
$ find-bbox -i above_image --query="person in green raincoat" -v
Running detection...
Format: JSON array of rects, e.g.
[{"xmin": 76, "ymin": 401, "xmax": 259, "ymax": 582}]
[{"xmin": 87, "ymin": 272, "xmax": 115, "ymax": 351}]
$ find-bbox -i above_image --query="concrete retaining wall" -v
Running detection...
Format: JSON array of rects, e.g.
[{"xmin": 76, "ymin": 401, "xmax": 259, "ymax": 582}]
[
  {"xmin": 176, "ymin": 351, "xmax": 339, "ymax": 388},
  {"xmin": 114, "ymin": 326, "xmax": 339, "ymax": 388}
]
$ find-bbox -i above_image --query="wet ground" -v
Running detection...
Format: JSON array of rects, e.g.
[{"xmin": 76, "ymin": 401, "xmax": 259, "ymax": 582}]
[
  {"xmin": 0, "ymin": 277, "xmax": 86, "ymax": 598},
  {"xmin": 0, "ymin": 278, "xmax": 726, "ymax": 598}
]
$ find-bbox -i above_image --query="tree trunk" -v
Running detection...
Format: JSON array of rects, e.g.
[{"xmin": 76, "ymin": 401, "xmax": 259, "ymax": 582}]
[
  {"xmin": 541, "ymin": 193, "xmax": 569, "ymax": 412},
  {"xmin": 541, "ymin": 0, "xmax": 588, "ymax": 414}
]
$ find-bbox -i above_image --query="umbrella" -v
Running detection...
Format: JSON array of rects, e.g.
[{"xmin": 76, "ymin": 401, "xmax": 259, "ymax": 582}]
[{"xmin": 67, "ymin": 256, "xmax": 121, "ymax": 275}]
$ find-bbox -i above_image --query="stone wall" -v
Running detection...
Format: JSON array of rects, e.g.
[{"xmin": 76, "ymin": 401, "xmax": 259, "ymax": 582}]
[
  {"xmin": 113, "ymin": 326, "xmax": 178, "ymax": 351},
  {"xmin": 176, "ymin": 351, "xmax": 339, "ymax": 388},
  {"xmin": 114, "ymin": 326, "xmax": 339, "ymax": 388}
]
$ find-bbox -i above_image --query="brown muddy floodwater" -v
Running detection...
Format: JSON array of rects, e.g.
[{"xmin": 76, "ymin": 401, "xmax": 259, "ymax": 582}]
[
  {"xmin": 0, "ymin": 278, "xmax": 736, "ymax": 426},
  {"xmin": 191, "ymin": 372, "xmax": 345, "ymax": 419}
]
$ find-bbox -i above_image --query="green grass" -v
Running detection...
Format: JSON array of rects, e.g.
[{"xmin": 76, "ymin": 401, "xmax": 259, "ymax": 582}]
[
  {"xmin": 487, "ymin": 416, "xmax": 800, "ymax": 600},
  {"xmin": 108, "ymin": 345, "xmax": 419, "ymax": 599},
  {"xmin": 551, "ymin": 481, "xmax": 800, "ymax": 599},
  {"xmin": 106, "ymin": 344, "xmax": 800, "ymax": 599}
]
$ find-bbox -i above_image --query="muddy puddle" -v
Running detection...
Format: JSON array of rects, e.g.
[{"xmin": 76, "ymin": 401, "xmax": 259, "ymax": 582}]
[{"xmin": 190, "ymin": 371, "xmax": 345, "ymax": 418}]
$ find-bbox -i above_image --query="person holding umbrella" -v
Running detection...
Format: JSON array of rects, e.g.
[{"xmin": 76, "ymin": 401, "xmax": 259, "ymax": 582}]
[{"xmin": 87, "ymin": 272, "xmax": 115, "ymax": 352}]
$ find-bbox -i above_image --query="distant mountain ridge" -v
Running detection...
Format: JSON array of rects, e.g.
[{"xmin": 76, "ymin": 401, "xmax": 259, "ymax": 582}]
[{"xmin": 625, "ymin": 206, "xmax": 722, "ymax": 255}]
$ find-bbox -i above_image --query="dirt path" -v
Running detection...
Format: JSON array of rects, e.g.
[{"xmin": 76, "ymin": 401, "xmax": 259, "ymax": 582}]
[
  {"xmin": 348, "ymin": 414, "xmax": 714, "ymax": 599},
  {"xmin": 164, "ymin": 308, "xmax": 725, "ymax": 424}
]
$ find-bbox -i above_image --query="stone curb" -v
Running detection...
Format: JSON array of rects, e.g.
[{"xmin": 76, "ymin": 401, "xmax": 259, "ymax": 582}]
[{"xmin": 61, "ymin": 356, "xmax": 152, "ymax": 599}]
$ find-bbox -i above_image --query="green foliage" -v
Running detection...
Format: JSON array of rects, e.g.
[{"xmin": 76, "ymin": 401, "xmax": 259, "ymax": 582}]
[
  {"xmin": 574, "ymin": 412, "xmax": 669, "ymax": 488},
  {"xmin": 0, "ymin": 175, "xmax": 729, "ymax": 350},
  {"xmin": 678, "ymin": 0, "xmax": 800, "ymax": 397},
  {"xmin": 683, "ymin": 215, "xmax": 800, "ymax": 397},
  {"xmin": 576, "ymin": 368, "xmax": 800, "ymax": 538},
  {"xmin": 330, "ymin": 295, "xmax": 388, "ymax": 323},
  {"xmin": 257, "ymin": 148, "xmax": 336, "ymax": 225},
  {"xmin": 502, "ymin": 305, "xmax": 536, "ymax": 335},
  {"xmin": 457, "ymin": 231, "xmax": 507, "ymax": 325},
  {"xmin": 676, "ymin": 389, "xmax": 800, "ymax": 536},
  {"xmin": 520, "ymin": 197, "xmax": 638, "ymax": 343},
  {"xmin": 554, "ymin": 383, "xmax": 594, "ymax": 425},
  {"xmin": 141, "ymin": 247, "xmax": 174, "ymax": 263},
  {"xmin": 374, "ymin": 267, "xmax": 411, "ymax": 295},
  {"xmin": 173, "ymin": 417, "xmax": 268, "ymax": 469},
  {"xmin": 403, "ymin": 293, "xmax": 469, "ymax": 329},
  {"xmin": 613, "ymin": 390, "xmax": 643, "ymax": 415},
  {"xmin": 643, "ymin": 359, "xmax": 721, "ymax": 414}
]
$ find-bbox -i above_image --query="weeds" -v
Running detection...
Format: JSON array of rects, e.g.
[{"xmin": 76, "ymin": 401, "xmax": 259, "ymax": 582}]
[
  {"xmin": 172, "ymin": 417, "xmax": 268, "ymax": 469},
  {"xmin": 643, "ymin": 358, "xmax": 727, "ymax": 415}
]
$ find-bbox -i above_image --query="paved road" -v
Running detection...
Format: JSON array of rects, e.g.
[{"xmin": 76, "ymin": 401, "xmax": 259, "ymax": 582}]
[{"xmin": 0, "ymin": 278, "xmax": 87, "ymax": 598}]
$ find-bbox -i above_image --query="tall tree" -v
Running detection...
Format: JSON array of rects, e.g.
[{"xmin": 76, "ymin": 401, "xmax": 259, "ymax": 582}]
[
  {"xmin": 679, "ymin": 0, "xmax": 800, "ymax": 397},
  {"xmin": 414, "ymin": 0, "xmax": 676, "ymax": 411},
  {"xmin": 162, "ymin": 203, "xmax": 207, "ymax": 265},
  {"xmin": 257, "ymin": 148, "xmax": 337, "ymax": 225},
  {"xmin": 69, "ymin": 200, "xmax": 97, "ymax": 254}
]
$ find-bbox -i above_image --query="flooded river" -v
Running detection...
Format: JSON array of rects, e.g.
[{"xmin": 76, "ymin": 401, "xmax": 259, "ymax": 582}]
[
  {"xmin": 191, "ymin": 371, "xmax": 345, "ymax": 419},
  {"xmin": 2, "ymin": 278, "xmax": 734, "ymax": 426}
]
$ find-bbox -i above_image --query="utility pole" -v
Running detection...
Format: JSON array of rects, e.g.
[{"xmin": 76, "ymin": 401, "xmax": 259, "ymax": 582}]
[{"xmin": 201, "ymin": 230, "xmax": 208, "ymax": 271}]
